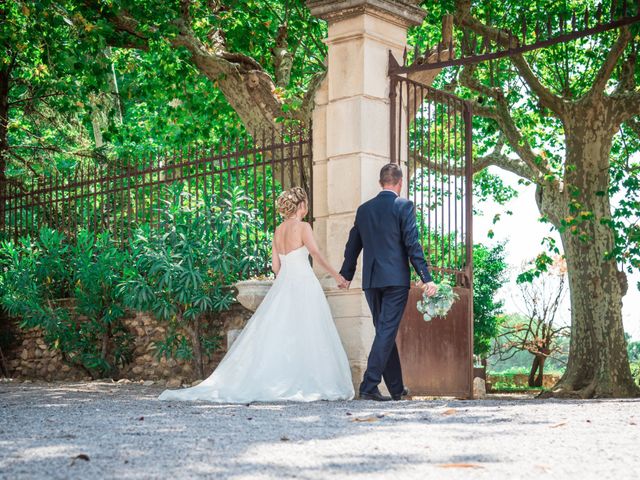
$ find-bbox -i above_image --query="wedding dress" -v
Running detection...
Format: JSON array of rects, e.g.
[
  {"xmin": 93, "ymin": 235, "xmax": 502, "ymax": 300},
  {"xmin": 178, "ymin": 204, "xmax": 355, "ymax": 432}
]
[{"xmin": 158, "ymin": 246, "xmax": 355, "ymax": 403}]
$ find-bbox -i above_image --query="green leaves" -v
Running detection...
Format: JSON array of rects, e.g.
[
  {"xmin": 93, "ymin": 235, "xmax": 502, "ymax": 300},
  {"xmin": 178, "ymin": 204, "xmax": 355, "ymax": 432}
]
[
  {"xmin": 473, "ymin": 243, "xmax": 508, "ymax": 356},
  {"xmin": 0, "ymin": 227, "xmax": 132, "ymax": 377},
  {"xmin": 517, "ymin": 252, "xmax": 556, "ymax": 283},
  {"xmin": 120, "ymin": 184, "xmax": 270, "ymax": 367}
]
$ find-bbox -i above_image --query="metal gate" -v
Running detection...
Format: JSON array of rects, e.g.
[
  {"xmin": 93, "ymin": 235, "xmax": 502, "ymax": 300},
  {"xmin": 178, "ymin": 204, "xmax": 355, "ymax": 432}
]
[{"xmin": 389, "ymin": 68, "xmax": 474, "ymax": 398}]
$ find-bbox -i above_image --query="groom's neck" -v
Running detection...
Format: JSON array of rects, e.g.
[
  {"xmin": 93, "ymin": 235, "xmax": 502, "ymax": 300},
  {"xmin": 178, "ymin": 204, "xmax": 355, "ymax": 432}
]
[{"xmin": 381, "ymin": 187, "xmax": 400, "ymax": 196}]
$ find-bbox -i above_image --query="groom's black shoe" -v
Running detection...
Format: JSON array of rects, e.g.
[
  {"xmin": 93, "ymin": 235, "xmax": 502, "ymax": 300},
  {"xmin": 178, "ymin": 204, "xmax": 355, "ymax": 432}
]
[
  {"xmin": 359, "ymin": 389, "xmax": 392, "ymax": 402},
  {"xmin": 392, "ymin": 387, "xmax": 410, "ymax": 401}
]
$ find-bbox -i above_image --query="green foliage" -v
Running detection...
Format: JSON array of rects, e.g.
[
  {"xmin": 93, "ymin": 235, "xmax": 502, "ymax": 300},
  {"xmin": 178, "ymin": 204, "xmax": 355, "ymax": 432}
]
[
  {"xmin": 412, "ymin": 1, "xmax": 640, "ymax": 288},
  {"xmin": 516, "ymin": 252, "xmax": 556, "ymax": 283},
  {"xmin": 0, "ymin": 228, "xmax": 132, "ymax": 377},
  {"xmin": 473, "ymin": 243, "xmax": 508, "ymax": 356},
  {"xmin": 2, "ymin": 0, "xmax": 111, "ymax": 176},
  {"xmin": 70, "ymin": 231, "xmax": 133, "ymax": 372},
  {"xmin": 610, "ymin": 126, "xmax": 640, "ymax": 285},
  {"xmin": 0, "ymin": 229, "xmax": 72, "ymax": 337},
  {"xmin": 3, "ymin": 1, "xmax": 327, "ymax": 172},
  {"xmin": 119, "ymin": 184, "xmax": 269, "ymax": 376},
  {"xmin": 490, "ymin": 380, "xmax": 546, "ymax": 392},
  {"xmin": 472, "ymin": 169, "xmax": 518, "ymax": 207},
  {"xmin": 627, "ymin": 334, "xmax": 640, "ymax": 386}
]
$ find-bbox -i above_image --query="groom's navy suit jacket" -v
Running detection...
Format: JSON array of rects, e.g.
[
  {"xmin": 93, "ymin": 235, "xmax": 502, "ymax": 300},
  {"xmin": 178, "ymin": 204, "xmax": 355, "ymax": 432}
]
[{"xmin": 340, "ymin": 190, "xmax": 432, "ymax": 289}]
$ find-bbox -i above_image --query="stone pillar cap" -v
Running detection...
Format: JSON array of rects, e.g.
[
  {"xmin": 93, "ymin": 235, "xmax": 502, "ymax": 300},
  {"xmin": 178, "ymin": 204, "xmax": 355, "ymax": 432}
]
[{"xmin": 307, "ymin": 0, "xmax": 426, "ymax": 27}]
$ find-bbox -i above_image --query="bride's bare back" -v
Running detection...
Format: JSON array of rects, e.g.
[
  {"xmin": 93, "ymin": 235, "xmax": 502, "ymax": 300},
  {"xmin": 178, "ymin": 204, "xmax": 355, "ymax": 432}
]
[
  {"xmin": 271, "ymin": 219, "xmax": 343, "ymax": 287},
  {"xmin": 274, "ymin": 219, "xmax": 306, "ymax": 255},
  {"xmin": 271, "ymin": 187, "xmax": 345, "ymax": 287}
]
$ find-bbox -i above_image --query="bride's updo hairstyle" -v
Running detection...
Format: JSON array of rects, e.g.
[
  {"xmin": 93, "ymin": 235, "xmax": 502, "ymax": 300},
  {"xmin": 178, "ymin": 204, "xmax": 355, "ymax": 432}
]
[{"xmin": 276, "ymin": 187, "xmax": 308, "ymax": 218}]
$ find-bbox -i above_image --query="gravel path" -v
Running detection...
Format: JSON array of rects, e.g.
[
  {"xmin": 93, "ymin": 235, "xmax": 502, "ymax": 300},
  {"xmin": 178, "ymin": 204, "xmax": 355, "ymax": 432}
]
[{"xmin": 1, "ymin": 380, "xmax": 639, "ymax": 479}]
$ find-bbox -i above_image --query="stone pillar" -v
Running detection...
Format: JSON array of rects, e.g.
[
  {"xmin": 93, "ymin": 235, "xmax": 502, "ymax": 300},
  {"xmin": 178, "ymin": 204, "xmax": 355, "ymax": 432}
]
[{"xmin": 308, "ymin": 0, "xmax": 426, "ymax": 390}]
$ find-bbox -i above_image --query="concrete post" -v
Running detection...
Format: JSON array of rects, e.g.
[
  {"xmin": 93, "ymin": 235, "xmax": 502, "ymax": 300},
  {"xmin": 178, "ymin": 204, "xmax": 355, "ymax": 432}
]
[{"xmin": 307, "ymin": 0, "xmax": 426, "ymax": 390}]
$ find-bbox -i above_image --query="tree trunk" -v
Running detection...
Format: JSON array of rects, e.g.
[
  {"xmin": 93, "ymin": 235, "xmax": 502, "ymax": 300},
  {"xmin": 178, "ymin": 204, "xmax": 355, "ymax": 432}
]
[
  {"xmin": 528, "ymin": 355, "xmax": 539, "ymax": 387},
  {"xmin": 536, "ymin": 106, "xmax": 639, "ymax": 398},
  {"xmin": 100, "ymin": 322, "xmax": 114, "ymax": 376},
  {"xmin": 0, "ymin": 64, "xmax": 10, "ymax": 231},
  {"xmin": 188, "ymin": 317, "xmax": 205, "ymax": 379},
  {"xmin": 528, "ymin": 355, "xmax": 545, "ymax": 388}
]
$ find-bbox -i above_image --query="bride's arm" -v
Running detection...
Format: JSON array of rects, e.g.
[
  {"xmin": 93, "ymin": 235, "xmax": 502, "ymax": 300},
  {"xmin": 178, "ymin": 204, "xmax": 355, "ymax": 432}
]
[
  {"xmin": 301, "ymin": 223, "xmax": 345, "ymax": 285},
  {"xmin": 271, "ymin": 237, "xmax": 281, "ymax": 276}
]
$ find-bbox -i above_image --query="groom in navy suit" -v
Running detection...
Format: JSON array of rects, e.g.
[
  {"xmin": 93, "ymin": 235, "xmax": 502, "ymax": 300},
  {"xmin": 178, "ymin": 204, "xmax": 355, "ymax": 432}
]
[{"xmin": 339, "ymin": 163, "xmax": 437, "ymax": 401}]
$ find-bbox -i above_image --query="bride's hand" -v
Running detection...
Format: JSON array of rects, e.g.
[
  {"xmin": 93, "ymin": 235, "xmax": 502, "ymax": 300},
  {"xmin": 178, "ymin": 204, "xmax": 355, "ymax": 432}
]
[{"xmin": 334, "ymin": 273, "xmax": 348, "ymax": 289}]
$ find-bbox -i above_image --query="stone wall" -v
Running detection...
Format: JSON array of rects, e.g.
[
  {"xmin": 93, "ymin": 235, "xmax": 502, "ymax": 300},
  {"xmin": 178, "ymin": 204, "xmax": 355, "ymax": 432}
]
[{"xmin": 2, "ymin": 303, "xmax": 252, "ymax": 386}]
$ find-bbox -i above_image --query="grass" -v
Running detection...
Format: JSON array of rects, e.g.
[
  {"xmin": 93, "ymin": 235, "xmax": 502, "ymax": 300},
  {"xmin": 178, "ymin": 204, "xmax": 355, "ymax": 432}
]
[
  {"xmin": 488, "ymin": 366, "xmax": 565, "ymax": 376},
  {"xmin": 490, "ymin": 381, "xmax": 547, "ymax": 393}
]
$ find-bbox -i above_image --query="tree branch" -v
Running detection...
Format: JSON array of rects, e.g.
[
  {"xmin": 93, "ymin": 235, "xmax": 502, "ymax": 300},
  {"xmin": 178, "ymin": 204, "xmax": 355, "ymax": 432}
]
[
  {"xmin": 459, "ymin": 63, "xmax": 501, "ymax": 102},
  {"xmin": 407, "ymin": 15, "xmax": 454, "ymax": 91},
  {"xmin": 409, "ymin": 134, "xmax": 536, "ymax": 181},
  {"xmin": 616, "ymin": 44, "xmax": 637, "ymax": 95},
  {"xmin": 272, "ymin": 25, "xmax": 294, "ymax": 88},
  {"xmin": 611, "ymin": 90, "xmax": 640, "ymax": 124},
  {"xmin": 454, "ymin": 36, "xmax": 550, "ymax": 180},
  {"xmin": 83, "ymin": 2, "xmax": 311, "ymax": 136},
  {"xmin": 8, "ymin": 92, "xmax": 67, "ymax": 107},
  {"xmin": 625, "ymin": 115, "xmax": 640, "ymax": 137},
  {"xmin": 492, "ymin": 97, "xmax": 549, "ymax": 178},
  {"xmin": 454, "ymin": 0, "xmax": 566, "ymax": 118},
  {"xmin": 589, "ymin": 27, "xmax": 631, "ymax": 99}
]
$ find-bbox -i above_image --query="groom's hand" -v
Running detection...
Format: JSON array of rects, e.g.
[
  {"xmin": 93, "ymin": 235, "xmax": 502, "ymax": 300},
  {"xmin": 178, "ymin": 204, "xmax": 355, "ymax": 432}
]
[
  {"xmin": 335, "ymin": 274, "xmax": 349, "ymax": 289},
  {"xmin": 418, "ymin": 281, "xmax": 437, "ymax": 297}
]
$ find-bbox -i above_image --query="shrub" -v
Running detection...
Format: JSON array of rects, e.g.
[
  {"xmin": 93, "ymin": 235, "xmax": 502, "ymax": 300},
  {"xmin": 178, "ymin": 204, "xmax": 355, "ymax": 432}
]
[
  {"xmin": 119, "ymin": 184, "xmax": 269, "ymax": 378},
  {"xmin": 70, "ymin": 231, "xmax": 132, "ymax": 374},
  {"xmin": 0, "ymin": 228, "xmax": 132, "ymax": 378}
]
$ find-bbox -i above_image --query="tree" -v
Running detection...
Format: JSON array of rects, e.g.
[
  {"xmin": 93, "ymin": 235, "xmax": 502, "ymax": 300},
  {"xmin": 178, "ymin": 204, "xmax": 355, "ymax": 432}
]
[
  {"xmin": 120, "ymin": 184, "xmax": 268, "ymax": 378},
  {"xmin": 71, "ymin": 0, "xmax": 328, "ymax": 137},
  {"xmin": 4, "ymin": 0, "xmax": 640, "ymax": 397},
  {"xmin": 435, "ymin": 0, "xmax": 640, "ymax": 397},
  {"xmin": 0, "ymin": 1, "xmax": 104, "ymax": 190},
  {"xmin": 472, "ymin": 242, "xmax": 507, "ymax": 357},
  {"xmin": 494, "ymin": 257, "xmax": 570, "ymax": 387}
]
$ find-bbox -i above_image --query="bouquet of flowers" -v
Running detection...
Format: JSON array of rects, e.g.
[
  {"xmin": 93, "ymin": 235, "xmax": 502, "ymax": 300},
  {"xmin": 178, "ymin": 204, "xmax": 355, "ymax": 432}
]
[{"xmin": 416, "ymin": 280, "xmax": 459, "ymax": 322}]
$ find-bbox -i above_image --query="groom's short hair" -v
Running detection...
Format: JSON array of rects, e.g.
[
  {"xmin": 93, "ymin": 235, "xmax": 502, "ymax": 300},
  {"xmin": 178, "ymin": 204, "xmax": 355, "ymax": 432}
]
[{"xmin": 379, "ymin": 163, "xmax": 403, "ymax": 186}]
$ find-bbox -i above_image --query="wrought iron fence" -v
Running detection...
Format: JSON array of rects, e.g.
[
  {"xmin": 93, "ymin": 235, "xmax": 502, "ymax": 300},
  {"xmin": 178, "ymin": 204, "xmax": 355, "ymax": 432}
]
[
  {"xmin": 390, "ymin": 1, "xmax": 640, "ymax": 74},
  {"xmin": 390, "ymin": 74, "xmax": 473, "ymax": 286},
  {"xmin": 1, "ymin": 125, "xmax": 313, "ymax": 246}
]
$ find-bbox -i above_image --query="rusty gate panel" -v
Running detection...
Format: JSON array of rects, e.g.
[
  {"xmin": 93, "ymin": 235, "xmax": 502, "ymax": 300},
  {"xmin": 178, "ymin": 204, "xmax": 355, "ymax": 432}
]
[
  {"xmin": 397, "ymin": 286, "xmax": 473, "ymax": 398},
  {"xmin": 390, "ymin": 65, "xmax": 474, "ymax": 399}
]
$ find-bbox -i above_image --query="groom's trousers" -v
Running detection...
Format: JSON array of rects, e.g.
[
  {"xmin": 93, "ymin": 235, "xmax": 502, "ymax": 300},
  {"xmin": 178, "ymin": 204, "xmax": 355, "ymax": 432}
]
[{"xmin": 360, "ymin": 286, "xmax": 410, "ymax": 396}]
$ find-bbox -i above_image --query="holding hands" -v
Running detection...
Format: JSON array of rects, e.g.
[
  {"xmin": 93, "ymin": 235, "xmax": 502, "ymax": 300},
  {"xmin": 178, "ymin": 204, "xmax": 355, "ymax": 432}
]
[
  {"xmin": 335, "ymin": 277, "xmax": 435, "ymax": 294},
  {"xmin": 334, "ymin": 273, "xmax": 350, "ymax": 289}
]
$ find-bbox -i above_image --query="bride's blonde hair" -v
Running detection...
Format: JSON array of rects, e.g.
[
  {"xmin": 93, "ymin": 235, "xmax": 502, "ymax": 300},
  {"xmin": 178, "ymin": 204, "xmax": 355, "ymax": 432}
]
[{"xmin": 276, "ymin": 187, "xmax": 308, "ymax": 218}]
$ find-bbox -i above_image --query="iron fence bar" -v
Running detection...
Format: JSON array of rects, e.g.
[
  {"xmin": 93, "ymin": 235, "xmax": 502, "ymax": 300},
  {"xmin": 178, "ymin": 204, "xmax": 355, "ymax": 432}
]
[
  {"xmin": 419, "ymin": 84, "xmax": 425, "ymax": 246},
  {"xmin": 389, "ymin": 73, "xmax": 397, "ymax": 164},
  {"xmin": 390, "ymin": 14, "xmax": 640, "ymax": 74},
  {"xmin": 447, "ymin": 96, "xmax": 452, "ymax": 270},
  {"xmin": 464, "ymin": 101, "xmax": 474, "ymax": 285},
  {"xmin": 1, "ymin": 127, "xmax": 313, "ymax": 244}
]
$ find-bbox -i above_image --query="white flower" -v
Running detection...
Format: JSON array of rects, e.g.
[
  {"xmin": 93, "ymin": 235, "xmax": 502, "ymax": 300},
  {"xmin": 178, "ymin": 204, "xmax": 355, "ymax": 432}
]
[{"xmin": 416, "ymin": 280, "xmax": 459, "ymax": 322}]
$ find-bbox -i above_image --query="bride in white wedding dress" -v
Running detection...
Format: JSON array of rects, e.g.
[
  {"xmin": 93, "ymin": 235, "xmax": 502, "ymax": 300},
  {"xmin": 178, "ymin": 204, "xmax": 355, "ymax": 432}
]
[{"xmin": 159, "ymin": 187, "xmax": 355, "ymax": 403}]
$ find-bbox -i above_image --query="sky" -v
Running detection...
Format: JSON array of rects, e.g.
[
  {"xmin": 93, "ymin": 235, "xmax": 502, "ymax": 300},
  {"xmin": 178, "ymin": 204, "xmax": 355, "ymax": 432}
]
[{"xmin": 473, "ymin": 167, "xmax": 640, "ymax": 341}]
